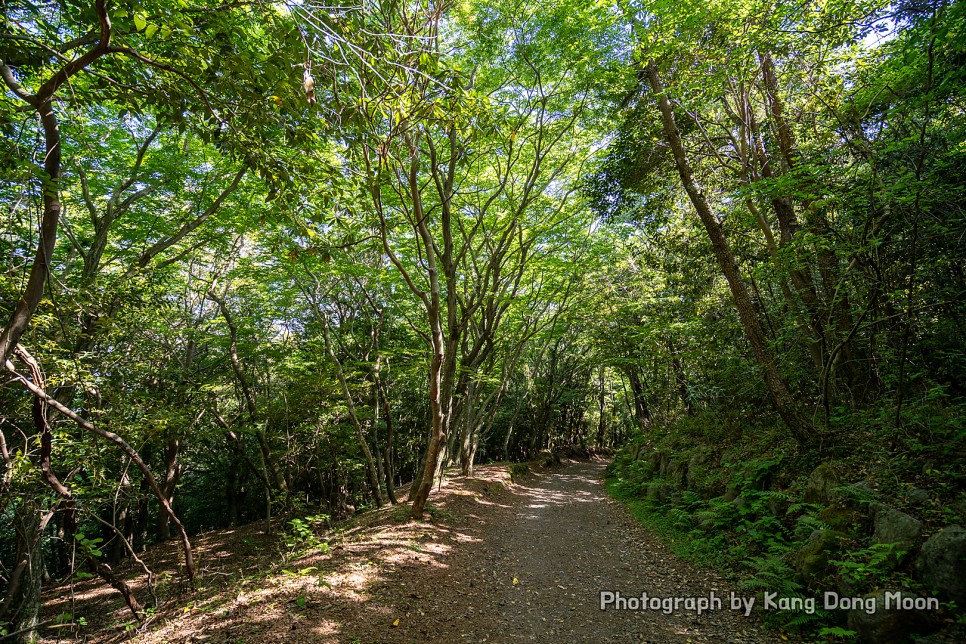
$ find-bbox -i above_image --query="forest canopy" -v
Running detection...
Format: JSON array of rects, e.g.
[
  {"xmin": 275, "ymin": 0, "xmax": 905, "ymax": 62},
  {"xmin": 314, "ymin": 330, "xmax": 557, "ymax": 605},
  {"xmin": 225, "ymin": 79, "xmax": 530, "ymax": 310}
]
[{"xmin": 1, "ymin": 0, "xmax": 963, "ymax": 640}]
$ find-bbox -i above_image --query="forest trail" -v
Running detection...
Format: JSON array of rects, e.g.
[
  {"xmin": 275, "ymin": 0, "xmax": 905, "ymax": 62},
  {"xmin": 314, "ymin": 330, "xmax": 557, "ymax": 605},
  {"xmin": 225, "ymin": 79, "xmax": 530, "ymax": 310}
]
[
  {"xmin": 400, "ymin": 459, "xmax": 779, "ymax": 644},
  {"xmin": 46, "ymin": 460, "xmax": 781, "ymax": 643}
]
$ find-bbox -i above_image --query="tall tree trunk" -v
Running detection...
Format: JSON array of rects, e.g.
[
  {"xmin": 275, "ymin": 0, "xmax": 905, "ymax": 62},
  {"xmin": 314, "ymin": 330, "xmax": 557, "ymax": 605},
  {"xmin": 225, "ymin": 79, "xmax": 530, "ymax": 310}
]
[
  {"xmin": 0, "ymin": 504, "xmax": 45, "ymax": 644},
  {"xmin": 0, "ymin": 1, "xmax": 111, "ymax": 366},
  {"xmin": 759, "ymin": 53, "xmax": 866, "ymax": 395},
  {"xmin": 155, "ymin": 435, "xmax": 181, "ymax": 541},
  {"xmin": 596, "ymin": 366, "xmax": 606, "ymax": 447},
  {"xmin": 460, "ymin": 381, "xmax": 477, "ymax": 477},
  {"xmin": 625, "ymin": 369, "xmax": 651, "ymax": 431},
  {"xmin": 376, "ymin": 373, "xmax": 398, "ymax": 504},
  {"xmin": 318, "ymin": 318, "xmax": 385, "ymax": 507},
  {"xmin": 645, "ymin": 61, "xmax": 813, "ymax": 447}
]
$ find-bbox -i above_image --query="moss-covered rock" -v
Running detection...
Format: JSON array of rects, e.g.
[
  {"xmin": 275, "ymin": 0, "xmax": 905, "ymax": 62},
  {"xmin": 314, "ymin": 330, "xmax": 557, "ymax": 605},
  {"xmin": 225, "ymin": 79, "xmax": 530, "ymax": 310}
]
[
  {"xmin": 666, "ymin": 459, "xmax": 688, "ymax": 487},
  {"xmin": 508, "ymin": 463, "xmax": 530, "ymax": 482},
  {"xmin": 805, "ymin": 463, "xmax": 841, "ymax": 504},
  {"xmin": 872, "ymin": 505, "xmax": 923, "ymax": 562},
  {"xmin": 819, "ymin": 504, "xmax": 863, "ymax": 534},
  {"xmin": 793, "ymin": 529, "xmax": 846, "ymax": 586}
]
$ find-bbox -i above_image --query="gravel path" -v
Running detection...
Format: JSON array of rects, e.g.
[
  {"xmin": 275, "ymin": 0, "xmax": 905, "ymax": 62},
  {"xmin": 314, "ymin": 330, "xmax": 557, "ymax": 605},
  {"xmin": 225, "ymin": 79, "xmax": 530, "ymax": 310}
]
[
  {"xmin": 386, "ymin": 459, "xmax": 780, "ymax": 643},
  {"xmin": 68, "ymin": 459, "xmax": 783, "ymax": 642}
]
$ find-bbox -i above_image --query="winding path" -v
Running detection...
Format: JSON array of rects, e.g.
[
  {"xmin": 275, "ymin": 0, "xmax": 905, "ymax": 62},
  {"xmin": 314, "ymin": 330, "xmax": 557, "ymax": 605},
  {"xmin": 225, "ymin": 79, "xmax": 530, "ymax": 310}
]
[{"xmin": 384, "ymin": 460, "xmax": 779, "ymax": 643}]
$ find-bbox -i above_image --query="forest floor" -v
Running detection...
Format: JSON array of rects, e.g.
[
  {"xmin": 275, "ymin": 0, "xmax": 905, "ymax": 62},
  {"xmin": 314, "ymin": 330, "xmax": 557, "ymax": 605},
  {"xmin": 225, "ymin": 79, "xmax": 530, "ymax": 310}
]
[{"xmin": 42, "ymin": 459, "xmax": 784, "ymax": 643}]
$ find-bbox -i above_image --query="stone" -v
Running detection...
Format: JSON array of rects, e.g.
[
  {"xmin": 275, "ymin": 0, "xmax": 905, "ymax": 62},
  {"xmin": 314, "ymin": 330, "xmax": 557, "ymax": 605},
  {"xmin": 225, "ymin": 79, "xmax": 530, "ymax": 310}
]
[
  {"xmin": 908, "ymin": 488, "xmax": 930, "ymax": 504},
  {"xmin": 916, "ymin": 525, "xmax": 966, "ymax": 606},
  {"xmin": 768, "ymin": 495, "xmax": 788, "ymax": 518},
  {"xmin": 793, "ymin": 529, "xmax": 844, "ymax": 585},
  {"xmin": 667, "ymin": 460, "xmax": 688, "ymax": 487},
  {"xmin": 820, "ymin": 504, "xmax": 860, "ymax": 533},
  {"xmin": 805, "ymin": 463, "xmax": 841, "ymax": 504},
  {"xmin": 684, "ymin": 451, "xmax": 718, "ymax": 495},
  {"xmin": 950, "ymin": 497, "xmax": 966, "ymax": 522},
  {"xmin": 846, "ymin": 589, "xmax": 932, "ymax": 644},
  {"xmin": 686, "ymin": 449, "xmax": 709, "ymax": 486},
  {"xmin": 873, "ymin": 506, "xmax": 923, "ymax": 559}
]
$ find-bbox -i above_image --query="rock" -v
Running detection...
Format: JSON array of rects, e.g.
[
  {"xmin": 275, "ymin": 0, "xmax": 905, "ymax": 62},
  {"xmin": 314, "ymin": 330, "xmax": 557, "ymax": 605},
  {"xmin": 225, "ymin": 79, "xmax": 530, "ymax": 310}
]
[
  {"xmin": 768, "ymin": 495, "xmax": 788, "ymax": 518},
  {"xmin": 912, "ymin": 623, "xmax": 966, "ymax": 643},
  {"xmin": 846, "ymin": 589, "xmax": 932, "ymax": 644},
  {"xmin": 916, "ymin": 525, "xmax": 966, "ymax": 606},
  {"xmin": 667, "ymin": 460, "xmax": 688, "ymax": 487},
  {"xmin": 793, "ymin": 529, "xmax": 844, "ymax": 585},
  {"xmin": 723, "ymin": 486, "xmax": 740, "ymax": 502},
  {"xmin": 657, "ymin": 452, "xmax": 670, "ymax": 477},
  {"xmin": 873, "ymin": 506, "xmax": 922, "ymax": 559},
  {"xmin": 805, "ymin": 463, "xmax": 841, "ymax": 504},
  {"xmin": 658, "ymin": 485, "xmax": 672, "ymax": 504},
  {"xmin": 820, "ymin": 504, "xmax": 860, "ymax": 533},
  {"xmin": 908, "ymin": 488, "xmax": 930, "ymax": 504},
  {"xmin": 686, "ymin": 450, "xmax": 708, "ymax": 483}
]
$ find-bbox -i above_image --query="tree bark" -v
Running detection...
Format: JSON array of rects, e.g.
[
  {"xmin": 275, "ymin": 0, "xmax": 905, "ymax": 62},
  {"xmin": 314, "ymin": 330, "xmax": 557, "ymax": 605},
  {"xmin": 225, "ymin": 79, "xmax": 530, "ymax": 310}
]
[
  {"xmin": 645, "ymin": 61, "xmax": 813, "ymax": 447},
  {"xmin": 155, "ymin": 435, "xmax": 181, "ymax": 541},
  {"xmin": 5, "ymin": 348, "xmax": 196, "ymax": 581},
  {"xmin": 0, "ymin": 503, "xmax": 45, "ymax": 643},
  {"xmin": 0, "ymin": 0, "xmax": 112, "ymax": 366}
]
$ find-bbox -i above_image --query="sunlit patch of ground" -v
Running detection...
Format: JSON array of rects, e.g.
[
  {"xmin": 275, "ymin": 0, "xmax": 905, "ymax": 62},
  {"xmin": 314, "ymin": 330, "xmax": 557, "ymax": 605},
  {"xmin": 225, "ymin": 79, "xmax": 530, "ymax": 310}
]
[{"xmin": 39, "ymin": 464, "xmax": 516, "ymax": 643}]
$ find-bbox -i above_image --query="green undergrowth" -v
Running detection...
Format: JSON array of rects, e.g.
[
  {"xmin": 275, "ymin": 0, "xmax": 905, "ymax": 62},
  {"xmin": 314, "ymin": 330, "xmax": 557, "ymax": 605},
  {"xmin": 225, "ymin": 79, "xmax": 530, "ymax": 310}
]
[
  {"xmin": 605, "ymin": 477, "xmax": 732, "ymax": 570},
  {"xmin": 606, "ymin": 403, "xmax": 966, "ymax": 641}
]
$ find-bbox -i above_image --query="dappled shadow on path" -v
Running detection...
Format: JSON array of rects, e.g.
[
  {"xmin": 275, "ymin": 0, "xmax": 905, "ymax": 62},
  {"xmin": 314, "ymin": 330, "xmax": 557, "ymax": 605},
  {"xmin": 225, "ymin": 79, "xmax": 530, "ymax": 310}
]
[
  {"xmin": 41, "ymin": 465, "xmax": 515, "ymax": 643},
  {"xmin": 42, "ymin": 459, "xmax": 779, "ymax": 643}
]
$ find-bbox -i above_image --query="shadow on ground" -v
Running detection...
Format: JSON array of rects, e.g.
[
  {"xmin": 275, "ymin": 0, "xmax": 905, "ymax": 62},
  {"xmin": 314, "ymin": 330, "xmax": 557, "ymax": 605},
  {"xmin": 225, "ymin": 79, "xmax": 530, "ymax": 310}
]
[{"xmin": 41, "ymin": 464, "xmax": 519, "ymax": 643}]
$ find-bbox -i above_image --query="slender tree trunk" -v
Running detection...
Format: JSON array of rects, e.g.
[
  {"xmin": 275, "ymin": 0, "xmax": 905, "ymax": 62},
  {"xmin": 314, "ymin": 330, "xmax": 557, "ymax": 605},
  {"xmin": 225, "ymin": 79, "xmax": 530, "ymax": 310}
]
[
  {"xmin": 0, "ymin": 1, "xmax": 111, "ymax": 366},
  {"xmin": 460, "ymin": 381, "xmax": 476, "ymax": 476},
  {"xmin": 376, "ymin": 374, "xmax": 398, "ymax": 504},
  {"xmin": 318, "ymin": 318, "xmax": 385, "ymax": 507},
  {"xmin": 645, "ymin": 62, "xmax": 813, "ymax": 447},
  {"xmin": 155, "ymin": 435, "xmax": 181, "ymax": 541},
  {"xmin": 110, "ymin": 465, "xmax": 133, "ymax": 565},
  {"xmin": 626, "ymin": 369, "xmax": 651, "ymax": 431},
  {"xmin": 226, "ymin": 464, "xmax": 239, "ymax": 527},
  {"xmin": 0, "ymin": 504, "xmax": 45, "ymax": 644},
  {"xmin": 596, "ymin": 367, "xmax": 606, "ymax": 447}
]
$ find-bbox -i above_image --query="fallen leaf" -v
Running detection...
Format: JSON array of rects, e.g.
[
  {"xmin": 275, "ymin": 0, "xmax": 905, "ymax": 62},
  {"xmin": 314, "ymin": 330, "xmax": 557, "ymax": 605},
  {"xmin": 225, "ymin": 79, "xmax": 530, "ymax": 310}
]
[{"xmin": 391, "ymin": 619, "xmax": 400, "ymax": 628}]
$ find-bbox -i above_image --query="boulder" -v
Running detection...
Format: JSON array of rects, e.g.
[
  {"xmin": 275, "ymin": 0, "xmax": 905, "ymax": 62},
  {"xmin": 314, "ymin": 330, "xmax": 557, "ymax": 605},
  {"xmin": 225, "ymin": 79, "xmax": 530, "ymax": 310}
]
[
  {"xmin": 950, "ymin": 497, "xmax": 966, "ymax": 522},
  {"xmin": 793, "ymin": 529, "xmax": 844, "ymax": 585},
  {"xmin": 686, "ymin": 449, "xmax": 709, "ymax": 488},
  {"xmin": 873, "ymin": 506, "xmax": 923, "ymax": 559},
  {"xmin": 657, "ymin": 452, "xmax": 670, "ymax": 477},
  {"xmin": 820, "ymin": 504, "xmax": 861, "ymax": 533},
  {"xmin": 907, "ymin": 488, "xmax": 930, "ymax": 504},
  {"xmin": 916, "ymin": 525, "xmax": 966, "ymax": 606},
  {"xmin": 666, "ymin": 460, "xmax": 688, "ymax": 487},
  {"xmin": 768, "ymin": 495, "xmax": 788, "ymax": 518},
  {"xmin": 805, "ymin": 463, "xmax": 841, "ymax": 504},
  {"xmin": 847, "ymin": 589, "xmax": 932, "ymax": 644}
]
